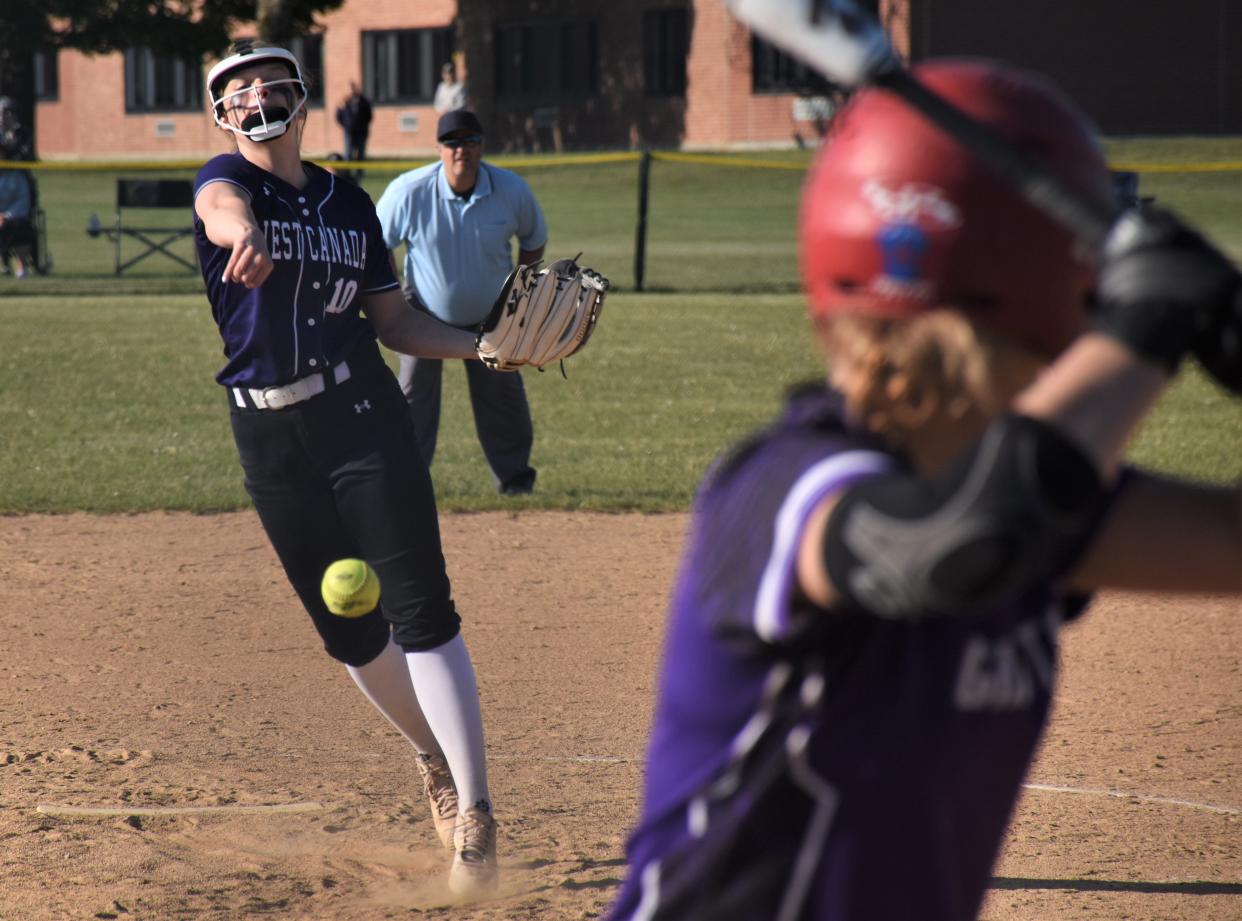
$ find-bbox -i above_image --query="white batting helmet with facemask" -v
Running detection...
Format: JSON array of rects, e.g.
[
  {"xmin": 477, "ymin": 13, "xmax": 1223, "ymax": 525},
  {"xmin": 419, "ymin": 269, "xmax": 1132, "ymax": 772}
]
[{"xmin": 207, "ymin": 43, "xmax": 307, "ymax": 143}]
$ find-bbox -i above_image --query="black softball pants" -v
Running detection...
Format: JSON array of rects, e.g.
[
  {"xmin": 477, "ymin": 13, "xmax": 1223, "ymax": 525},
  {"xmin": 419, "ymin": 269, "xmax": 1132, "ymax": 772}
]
[{"xmin": 229, "ymin": 340, "xmax": 461, "ymax": 667}]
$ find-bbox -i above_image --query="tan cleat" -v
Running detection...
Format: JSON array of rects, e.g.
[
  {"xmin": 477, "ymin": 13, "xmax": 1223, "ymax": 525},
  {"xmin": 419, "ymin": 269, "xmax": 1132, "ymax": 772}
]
[
  {"xmin": 415, "ymin": 752, "xmax": 458, "ymax": 851},
  {"xmin": 448, "ymin": 804, "xmax": 499, "ymax": 896}
]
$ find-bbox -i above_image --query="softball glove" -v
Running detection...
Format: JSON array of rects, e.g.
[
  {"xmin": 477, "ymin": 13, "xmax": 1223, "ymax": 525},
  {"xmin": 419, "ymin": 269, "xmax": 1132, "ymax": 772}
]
[{"xmin": 475, "ymin": 257, "xmax": 610, "ymax": 371}]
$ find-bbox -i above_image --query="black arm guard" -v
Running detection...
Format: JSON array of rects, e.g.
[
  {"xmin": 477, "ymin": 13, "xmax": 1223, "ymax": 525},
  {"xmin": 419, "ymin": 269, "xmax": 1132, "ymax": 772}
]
[{"xmin": 823, "ymin": 415, "xmax": 1104, "ymax": 619}]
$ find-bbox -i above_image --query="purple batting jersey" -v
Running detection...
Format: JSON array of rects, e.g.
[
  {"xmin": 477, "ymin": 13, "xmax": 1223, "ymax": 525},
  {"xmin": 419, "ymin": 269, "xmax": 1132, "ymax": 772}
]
[
  {"xmin": 193, "ymin": 153, "xmax": 400, "ymax": 388},
  {"xmin": 607, "ymin": 384, "xmax": 1103, "ymax": 921}
]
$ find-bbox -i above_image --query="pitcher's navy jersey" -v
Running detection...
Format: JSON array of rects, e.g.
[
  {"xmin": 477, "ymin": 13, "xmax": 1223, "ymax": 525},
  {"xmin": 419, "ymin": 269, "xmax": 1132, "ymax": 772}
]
[
  {"xmin": 608, "ymin": 385, "xmax": 1106, "ymax": 921},
  {"xmin": 193, "ymin": 153, "xmax": 400, "ymax": 388}
]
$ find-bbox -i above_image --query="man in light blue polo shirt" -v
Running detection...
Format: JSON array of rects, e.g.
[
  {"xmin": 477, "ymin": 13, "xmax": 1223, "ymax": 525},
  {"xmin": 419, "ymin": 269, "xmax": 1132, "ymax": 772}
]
[{"xmin": 377, "ymin": 110, "xmax": 547, "ymax": 495}]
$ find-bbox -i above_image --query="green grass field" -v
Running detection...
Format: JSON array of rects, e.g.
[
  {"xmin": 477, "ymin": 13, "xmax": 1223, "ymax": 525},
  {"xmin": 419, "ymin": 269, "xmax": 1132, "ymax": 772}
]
[{"xmin": 1, "ymin": 139, "xmax": 1239, "ymax": 514}]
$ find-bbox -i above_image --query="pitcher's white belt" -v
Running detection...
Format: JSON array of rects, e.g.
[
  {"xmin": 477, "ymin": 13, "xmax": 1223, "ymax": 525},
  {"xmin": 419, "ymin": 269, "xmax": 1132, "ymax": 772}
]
[{"xmin": 232, "ymin": 360, "xmax": 351, "ymax": 410}]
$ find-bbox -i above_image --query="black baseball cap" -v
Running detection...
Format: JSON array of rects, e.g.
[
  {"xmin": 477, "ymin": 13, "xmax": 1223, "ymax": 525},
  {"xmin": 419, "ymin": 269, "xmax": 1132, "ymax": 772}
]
[{"xmin": 437, "ymin": 110, "xmax": 484, "ymax": 141}]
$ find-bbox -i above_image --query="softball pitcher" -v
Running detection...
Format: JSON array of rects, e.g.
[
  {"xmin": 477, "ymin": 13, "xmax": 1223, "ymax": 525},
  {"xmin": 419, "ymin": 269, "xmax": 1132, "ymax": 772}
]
[{"xmin": 191, "ymin": 41, "xmax": 501, "ymax": 895}]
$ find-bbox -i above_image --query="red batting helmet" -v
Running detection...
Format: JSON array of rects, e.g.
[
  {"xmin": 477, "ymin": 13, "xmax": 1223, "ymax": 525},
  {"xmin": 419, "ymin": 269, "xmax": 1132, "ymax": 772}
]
[{"xmin": 800, "ymin": 58, "xmax": 1113, "ymax": 357}]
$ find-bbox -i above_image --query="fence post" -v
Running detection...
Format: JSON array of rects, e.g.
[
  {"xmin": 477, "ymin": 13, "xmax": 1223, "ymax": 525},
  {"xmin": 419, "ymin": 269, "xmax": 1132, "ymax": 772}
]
[{"xmin": 633, "ymin": 149, "xmax": 652, "ymax": 292}]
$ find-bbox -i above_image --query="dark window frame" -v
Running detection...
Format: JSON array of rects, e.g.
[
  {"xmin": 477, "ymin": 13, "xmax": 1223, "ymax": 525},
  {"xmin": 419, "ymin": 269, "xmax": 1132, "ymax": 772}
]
[
  {"xmin": 643, "ymin": 8, "xmax": 688, "ymax": 97},
  {"xmin": 34, "ymin": 49, "xmax": 59, "ymax": 102},
  {"xmin": 750, "ymin": 0, "xmax": 876, "ymax": 95},
  {"xmin": 751, "ymin": 36, "xmax": 838, "ymax": 95},
  {"xmin": 362, "ymin": 28, "xmax": 454, "ymax": 105},
  {"xmin": 494, "ymin": 18, "xmax": 598, "ymax": 98},
  {"xmin": 124, "ymin": 47, "xmax": 203, "ymax": 114}
]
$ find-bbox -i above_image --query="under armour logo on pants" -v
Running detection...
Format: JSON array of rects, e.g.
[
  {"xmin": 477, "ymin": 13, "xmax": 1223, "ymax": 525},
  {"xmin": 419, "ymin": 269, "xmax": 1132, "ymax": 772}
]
[{"xmin": 354, "ymin": 400, "xmax": 372, "ymax": 414}]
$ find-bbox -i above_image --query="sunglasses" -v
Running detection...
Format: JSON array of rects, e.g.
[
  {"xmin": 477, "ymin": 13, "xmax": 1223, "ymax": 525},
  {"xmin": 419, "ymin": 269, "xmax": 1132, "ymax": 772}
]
[{"xmin": 441, "ymin": 135, "xmax": 482, "ymax": 149}]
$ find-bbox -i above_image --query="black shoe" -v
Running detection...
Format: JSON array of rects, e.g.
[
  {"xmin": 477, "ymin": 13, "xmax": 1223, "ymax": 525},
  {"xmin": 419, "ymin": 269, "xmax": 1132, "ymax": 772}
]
[{"xmin": 499, "ymin": 471, "xmax": 536, "ymax": 496}]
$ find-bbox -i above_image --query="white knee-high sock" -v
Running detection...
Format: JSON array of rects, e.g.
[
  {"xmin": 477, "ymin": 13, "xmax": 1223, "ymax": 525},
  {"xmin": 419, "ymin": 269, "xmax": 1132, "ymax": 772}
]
[
  {"xmin": 405, "ymin": 633, "xmax": 492, "ymax": 812},
  {"xmin": 346, "ymin": 637, "xmax": 441, "ymax": 754}
]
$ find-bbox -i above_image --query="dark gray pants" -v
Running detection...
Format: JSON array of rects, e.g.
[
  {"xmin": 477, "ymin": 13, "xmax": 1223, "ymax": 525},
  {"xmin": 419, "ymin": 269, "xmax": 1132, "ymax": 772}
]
[{"xmin": 397, "ymin": 353, "xmax": 536, "ymax": 493}]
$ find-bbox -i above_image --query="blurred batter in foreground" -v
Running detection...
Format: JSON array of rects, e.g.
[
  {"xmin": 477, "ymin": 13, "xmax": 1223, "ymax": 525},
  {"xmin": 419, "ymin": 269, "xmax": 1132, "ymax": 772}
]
[{"xmin": 607, "ymin": 58, "xmax": 1242, "ymax": 921}]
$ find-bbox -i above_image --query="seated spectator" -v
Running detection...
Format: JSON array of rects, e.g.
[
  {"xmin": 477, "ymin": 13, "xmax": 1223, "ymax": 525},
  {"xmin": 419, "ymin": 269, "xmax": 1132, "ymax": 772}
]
[
  {"xmin": 0, "ymin": 167, "xmax": 33, "ymax": 277},
  {"xmin": 0, "ymin": 97, "xmax": 37, "ymax": 277}
]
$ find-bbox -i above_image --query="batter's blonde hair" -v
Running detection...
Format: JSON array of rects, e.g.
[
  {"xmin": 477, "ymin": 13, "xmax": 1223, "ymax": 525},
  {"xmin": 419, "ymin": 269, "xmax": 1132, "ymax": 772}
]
[{"xmin": 816, "ymin": 310, "xmax": 1018, "ymax": 450}]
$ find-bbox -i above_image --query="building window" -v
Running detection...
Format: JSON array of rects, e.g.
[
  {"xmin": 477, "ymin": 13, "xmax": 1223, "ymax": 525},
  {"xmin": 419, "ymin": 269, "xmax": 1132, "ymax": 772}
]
[
  {"xmin": 34, "ymin": 50, "xmax": 59, "ymax": 102},
  {"xmin": 289, "ymin": 34, "xmax": 325, "ymax": 107},
  {"xmin": 124, "ymin": 48, "xmax": 203, "ymax": 113},
  {"xmin": 751, "ymin": 37, "xmax": 837, "ymax": 95},
  {"xmin": 363, "ymin": 28, "xmax": 453, "ymax": 104},
  {"xmin": 750, "ymin": 0, "xmax": 876, "ymax": 95},
  {"xmin": 644, "ymin": 8, "xmax": 688, "ymax": 96},
  {"xmin": 494, "ymin": 19, "xmax": 598, "ymax": 97}
]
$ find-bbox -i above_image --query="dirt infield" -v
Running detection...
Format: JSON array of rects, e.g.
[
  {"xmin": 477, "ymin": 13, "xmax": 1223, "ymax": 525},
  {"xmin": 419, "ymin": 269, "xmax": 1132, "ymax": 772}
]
[{"xmin": 1, "ymin": 511, "xmax": 1238, "ymax": 920}]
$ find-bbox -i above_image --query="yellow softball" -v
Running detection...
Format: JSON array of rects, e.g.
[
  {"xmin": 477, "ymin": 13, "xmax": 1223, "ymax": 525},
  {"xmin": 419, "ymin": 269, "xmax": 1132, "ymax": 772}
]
[{"xmin": 320, "ymin": 559, "xmax": 381, "ymax": 618}]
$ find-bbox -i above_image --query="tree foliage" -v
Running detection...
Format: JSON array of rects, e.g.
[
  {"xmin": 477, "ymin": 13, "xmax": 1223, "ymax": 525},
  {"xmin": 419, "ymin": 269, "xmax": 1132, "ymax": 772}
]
[{"xmin": 0, "ymin": 0, "xmax": 343, "ymax": 154}]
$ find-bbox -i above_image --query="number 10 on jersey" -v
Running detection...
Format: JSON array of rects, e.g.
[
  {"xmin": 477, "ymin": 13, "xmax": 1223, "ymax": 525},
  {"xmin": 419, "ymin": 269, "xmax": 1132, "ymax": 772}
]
[{"xmin": 325, "ymin": 278, "xmax": 359, "ymax": 314}]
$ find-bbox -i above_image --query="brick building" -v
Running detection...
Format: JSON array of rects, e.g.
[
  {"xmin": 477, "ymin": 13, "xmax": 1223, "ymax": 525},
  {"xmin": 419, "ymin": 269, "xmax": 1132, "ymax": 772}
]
[
  {"xmin": 30, "ymin": 0, "xmax": 1242, "ymax": 161},
  {"xmin": 34, "ymin": 0, "xmax": 873, "ymax": 161}
]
